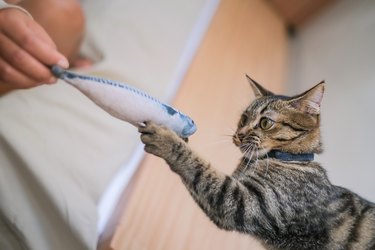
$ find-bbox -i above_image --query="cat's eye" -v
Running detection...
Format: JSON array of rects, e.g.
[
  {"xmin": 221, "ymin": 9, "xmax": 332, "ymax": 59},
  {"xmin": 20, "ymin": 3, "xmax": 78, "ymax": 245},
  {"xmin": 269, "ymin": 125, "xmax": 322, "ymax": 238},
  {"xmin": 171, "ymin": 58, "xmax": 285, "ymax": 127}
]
[{"xmin": 259, "ymin": 117, "xmax": 275, "ymax": 130}]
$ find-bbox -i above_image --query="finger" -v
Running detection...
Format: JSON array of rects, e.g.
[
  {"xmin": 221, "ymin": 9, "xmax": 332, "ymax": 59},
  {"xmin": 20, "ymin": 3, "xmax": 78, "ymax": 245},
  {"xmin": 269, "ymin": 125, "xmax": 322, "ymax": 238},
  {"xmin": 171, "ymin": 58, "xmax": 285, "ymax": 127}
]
[
  {"xmin": 0, "ymin": 33, "xmax": 57, "ymax": 84},
  {"xmin": 0, "ymin": 57, "xmax": 40, "ymax": 88},
  {"xmin": 2, "ymin": 13, "xmax": 68, "ymax": 68},
  {"xmin": 29, "ymin": 19, "xmax": 57, "ymax": 49}
]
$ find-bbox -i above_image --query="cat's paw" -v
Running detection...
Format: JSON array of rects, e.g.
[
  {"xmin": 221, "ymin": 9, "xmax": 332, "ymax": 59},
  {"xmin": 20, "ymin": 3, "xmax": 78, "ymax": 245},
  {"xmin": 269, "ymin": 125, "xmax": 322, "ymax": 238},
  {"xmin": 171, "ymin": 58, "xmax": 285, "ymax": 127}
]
[{"xmin": 139, "ymin": 122, "xmax": 185, "ymax": 160}]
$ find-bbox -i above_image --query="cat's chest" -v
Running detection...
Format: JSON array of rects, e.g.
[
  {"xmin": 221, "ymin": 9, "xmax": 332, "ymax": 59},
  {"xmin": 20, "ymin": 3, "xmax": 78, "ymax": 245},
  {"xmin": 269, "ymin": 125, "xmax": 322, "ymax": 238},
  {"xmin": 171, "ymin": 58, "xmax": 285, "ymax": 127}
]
[{"xmin": 236, "ymin": 160, "xmax": 324, "ymax": 195}]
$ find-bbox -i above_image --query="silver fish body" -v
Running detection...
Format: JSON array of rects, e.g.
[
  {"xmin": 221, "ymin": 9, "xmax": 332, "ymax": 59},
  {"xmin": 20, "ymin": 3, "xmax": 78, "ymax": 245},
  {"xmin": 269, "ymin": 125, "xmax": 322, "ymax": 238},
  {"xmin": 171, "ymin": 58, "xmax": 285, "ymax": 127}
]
[{"xmin": 51, "ymin": 65, "xmax": 196, "ymax": 137}]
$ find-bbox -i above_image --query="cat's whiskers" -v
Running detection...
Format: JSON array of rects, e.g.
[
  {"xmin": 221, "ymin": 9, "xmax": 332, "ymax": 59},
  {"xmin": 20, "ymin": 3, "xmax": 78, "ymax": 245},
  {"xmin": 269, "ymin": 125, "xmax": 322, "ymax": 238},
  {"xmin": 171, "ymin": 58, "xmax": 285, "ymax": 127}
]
[
  {"xmin": 261, "ymin": 145, "xmax": 270, "ymax": 177},
  {"xmin": 240, "ymin": 143, "xmax": 255, "ymax": 171},
  {"xmin": 246, "ymin": 143, "xmax": 258, "ymax": 173},
  {"xmin": 244, "ymin": 153, "xmax": 251, "ymax": 172},
  {"xmin": 240, "ymin": 143, "xmax": 250, "ymax": 153},
  {"xmin": 251, "ymin": 149, "xmax": 260, "ymax": 174},
  {"xmin": 209, "ymin": 138, "xmax": 232, "ymax": 146},
  {"xmin": 224, "ymin": 127, "xmax": 236, "ymax": 135},
  {"xmin": 208, "ymin": 131, "xmax": 240, "ymax": 148},
  {"xmin": 241, "ymin": 143, "xmax": 252, "ymax": 158},
  {"xmin": 200, "ymin": 135, "xmax": 233, "ymax": 150}
]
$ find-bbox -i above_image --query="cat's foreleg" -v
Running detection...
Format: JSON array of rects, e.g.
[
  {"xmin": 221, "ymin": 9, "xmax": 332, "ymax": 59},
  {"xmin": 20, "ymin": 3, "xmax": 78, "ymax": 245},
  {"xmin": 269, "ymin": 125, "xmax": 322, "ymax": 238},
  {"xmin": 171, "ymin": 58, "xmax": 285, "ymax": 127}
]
[{"xmin": 139, "ymin": 122, "xmax": 274, "ymax": 234}]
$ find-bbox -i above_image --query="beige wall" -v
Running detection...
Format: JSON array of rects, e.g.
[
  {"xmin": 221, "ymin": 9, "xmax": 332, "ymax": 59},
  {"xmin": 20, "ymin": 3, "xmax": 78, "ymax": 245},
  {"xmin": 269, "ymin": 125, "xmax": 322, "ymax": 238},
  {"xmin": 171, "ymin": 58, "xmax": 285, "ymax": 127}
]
[{"xmin": 287, "ymin": 0, "xmax": 375, "ymax": 201}]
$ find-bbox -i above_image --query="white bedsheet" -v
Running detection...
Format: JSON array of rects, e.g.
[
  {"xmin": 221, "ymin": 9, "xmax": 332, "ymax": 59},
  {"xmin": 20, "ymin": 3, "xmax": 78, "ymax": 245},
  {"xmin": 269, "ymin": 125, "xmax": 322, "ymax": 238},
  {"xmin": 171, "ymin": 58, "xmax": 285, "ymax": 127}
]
[{"xmin": 0, "ymin": 0, "xmax": 219, "ymax": 249}]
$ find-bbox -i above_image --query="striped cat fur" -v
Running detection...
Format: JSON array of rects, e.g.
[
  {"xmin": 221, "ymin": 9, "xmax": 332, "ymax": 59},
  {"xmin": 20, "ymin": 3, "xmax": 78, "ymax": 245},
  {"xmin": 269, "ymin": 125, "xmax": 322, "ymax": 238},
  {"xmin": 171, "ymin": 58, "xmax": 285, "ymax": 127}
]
[{"xmin": 139, "ymin": 76, "xmax": 375, "ymax": 250}]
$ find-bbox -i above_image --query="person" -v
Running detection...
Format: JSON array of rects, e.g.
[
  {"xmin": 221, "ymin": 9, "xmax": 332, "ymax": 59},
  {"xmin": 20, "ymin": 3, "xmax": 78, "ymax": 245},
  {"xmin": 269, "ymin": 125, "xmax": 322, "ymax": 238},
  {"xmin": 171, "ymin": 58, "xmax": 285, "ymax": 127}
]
[{"xmin": 0, "ymin": 0, "xmax": 85, "ymax": 95}]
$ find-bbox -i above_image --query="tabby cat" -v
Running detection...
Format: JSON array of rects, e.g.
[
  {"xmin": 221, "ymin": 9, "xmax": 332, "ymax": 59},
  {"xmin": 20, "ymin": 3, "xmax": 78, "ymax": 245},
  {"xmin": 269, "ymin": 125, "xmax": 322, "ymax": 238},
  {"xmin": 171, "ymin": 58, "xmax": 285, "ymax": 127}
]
[{"xmin": 139, "ymin": 76, "xmax": 375, "ymax": 250}]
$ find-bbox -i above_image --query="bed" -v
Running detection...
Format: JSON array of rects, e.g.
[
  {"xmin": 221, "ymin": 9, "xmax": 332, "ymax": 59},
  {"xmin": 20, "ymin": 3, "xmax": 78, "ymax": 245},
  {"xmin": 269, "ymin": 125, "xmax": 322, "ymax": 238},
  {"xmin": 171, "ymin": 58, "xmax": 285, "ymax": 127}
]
[{"xmin": 0, "ymin": 0, "xmax": 219, "ymax": 249}]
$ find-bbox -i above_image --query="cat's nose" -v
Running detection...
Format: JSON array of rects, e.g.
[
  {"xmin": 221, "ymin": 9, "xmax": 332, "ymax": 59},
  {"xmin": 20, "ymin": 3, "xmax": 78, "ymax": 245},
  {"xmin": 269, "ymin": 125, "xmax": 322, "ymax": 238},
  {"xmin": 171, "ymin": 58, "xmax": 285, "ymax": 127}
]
[
  {"xmin": 233, "ymin": 134, "xmax": 241, "ymax": 146},
  {"xmin": 237, "ymin": 131, "xmax": 246, "ymax": 140},
  {"xmin": 233, "ymin": 132, "xmax": 245, "ymax": 146},
  {"xmin": 237, "ymin": 127, "xmax": 248, "ymax": 138}
]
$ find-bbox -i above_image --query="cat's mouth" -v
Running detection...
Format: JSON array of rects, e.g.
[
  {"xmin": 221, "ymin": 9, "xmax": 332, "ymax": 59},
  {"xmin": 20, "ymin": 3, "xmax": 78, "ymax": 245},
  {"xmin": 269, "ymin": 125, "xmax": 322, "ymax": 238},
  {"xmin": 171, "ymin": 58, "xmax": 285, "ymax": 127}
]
[
  {"xmin": 233, "ymin": 133, "xmax": 260, "ymax": 152},
  {"xmin": 233, "ymin": 133, "xmax": 270, "ymax": 159},
  {"xmin": 233, "ymin": 134, "xmax": 242, "ymax": 147}
]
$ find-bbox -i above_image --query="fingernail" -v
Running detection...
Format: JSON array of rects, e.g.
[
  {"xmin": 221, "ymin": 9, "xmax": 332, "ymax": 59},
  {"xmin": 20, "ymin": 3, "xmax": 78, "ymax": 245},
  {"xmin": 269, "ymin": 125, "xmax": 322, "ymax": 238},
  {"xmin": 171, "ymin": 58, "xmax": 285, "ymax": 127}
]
[
  {"xmin": 47, "ymin": 76, "xmax": 57, "ymax": 84},
  {"xmin": 57, "ymin": 58, "xmax": 69, "ymax": 68}
]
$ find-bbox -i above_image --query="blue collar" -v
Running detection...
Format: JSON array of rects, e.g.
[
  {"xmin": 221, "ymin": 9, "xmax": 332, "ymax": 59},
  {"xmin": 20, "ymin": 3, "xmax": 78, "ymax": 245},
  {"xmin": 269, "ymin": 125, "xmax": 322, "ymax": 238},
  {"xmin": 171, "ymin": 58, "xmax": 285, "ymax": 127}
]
[{"xmin": 267, "ymin": 150, "xmax": 314, "ymax": 162}]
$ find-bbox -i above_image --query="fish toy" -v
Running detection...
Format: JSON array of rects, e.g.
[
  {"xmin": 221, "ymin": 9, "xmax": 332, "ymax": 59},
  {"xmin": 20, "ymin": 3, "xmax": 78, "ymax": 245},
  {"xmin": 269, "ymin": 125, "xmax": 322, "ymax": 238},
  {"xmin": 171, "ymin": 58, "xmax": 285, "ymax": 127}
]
[{"xmin": 51, "ymin": 65, "xmax": 197, "ymax": 138}]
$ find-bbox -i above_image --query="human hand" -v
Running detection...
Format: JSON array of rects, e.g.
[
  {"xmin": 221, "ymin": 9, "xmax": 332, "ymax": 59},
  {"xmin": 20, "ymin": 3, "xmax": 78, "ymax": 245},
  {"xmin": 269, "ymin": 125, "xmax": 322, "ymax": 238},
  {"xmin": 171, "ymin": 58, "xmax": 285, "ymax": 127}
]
[{"xmin": 0, "ymin": 8, "xmax": 69, "ymax": 90}]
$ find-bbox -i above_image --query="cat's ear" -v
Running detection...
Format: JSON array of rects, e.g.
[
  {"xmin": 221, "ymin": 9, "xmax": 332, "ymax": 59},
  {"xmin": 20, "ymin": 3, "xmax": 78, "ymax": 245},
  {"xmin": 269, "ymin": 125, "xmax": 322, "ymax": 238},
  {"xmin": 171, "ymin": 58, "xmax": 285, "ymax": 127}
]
[
  {"xmin": 288, "ymin": 81, "xmax": 325, "ymax": 115},
  {"xmin": 246, "ymin": 75, "xmax": 274, "ymax": 98}
]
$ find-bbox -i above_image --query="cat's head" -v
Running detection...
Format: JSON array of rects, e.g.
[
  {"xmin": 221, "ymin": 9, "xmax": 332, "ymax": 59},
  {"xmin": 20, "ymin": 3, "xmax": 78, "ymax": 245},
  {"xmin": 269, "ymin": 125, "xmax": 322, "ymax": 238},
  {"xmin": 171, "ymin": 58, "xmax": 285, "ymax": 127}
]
[{"xmin": 233, "ymin": 75, "xmax": 325, "ymax": 159}]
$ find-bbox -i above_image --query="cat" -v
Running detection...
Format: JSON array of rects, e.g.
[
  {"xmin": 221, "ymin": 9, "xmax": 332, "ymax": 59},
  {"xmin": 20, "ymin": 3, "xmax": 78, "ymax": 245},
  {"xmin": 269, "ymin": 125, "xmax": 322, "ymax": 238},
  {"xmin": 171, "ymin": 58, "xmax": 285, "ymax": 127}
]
[{"xmin": 139, "ymin": 76, "xmax": 375, "ymax": 250}]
